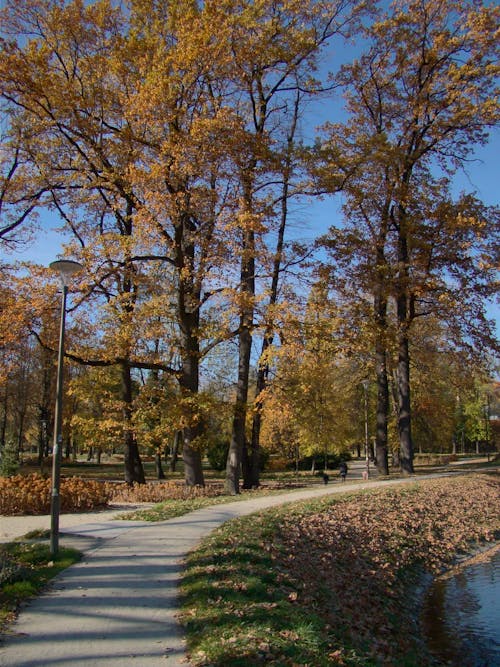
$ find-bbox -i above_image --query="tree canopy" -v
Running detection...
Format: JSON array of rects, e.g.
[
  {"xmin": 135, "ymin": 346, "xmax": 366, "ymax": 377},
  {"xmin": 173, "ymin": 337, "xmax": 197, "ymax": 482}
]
[{"xmin": 0, "ymin": 0, "xmax": 498, "ymax": 485}]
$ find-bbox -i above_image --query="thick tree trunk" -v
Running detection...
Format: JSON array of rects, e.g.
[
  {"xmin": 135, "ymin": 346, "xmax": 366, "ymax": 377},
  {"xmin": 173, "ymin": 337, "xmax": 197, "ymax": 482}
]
[
  {"xmin": 175, "ymin": 213, "xmax": 205, "ymax": 487},
  {"xmin": 182, "ymin": 425, "xmax": 204, "ymax": 485},
  {"xmin": 121, "ymin": 362, "xmax": 145, "ymax": 484},
  {"xmin": 375, "ymin": 345, "xmax": 390, "ymax": 475},
  {"xmin": 179, "ymin": 346, "xmax": 205, "ymax": 486}
]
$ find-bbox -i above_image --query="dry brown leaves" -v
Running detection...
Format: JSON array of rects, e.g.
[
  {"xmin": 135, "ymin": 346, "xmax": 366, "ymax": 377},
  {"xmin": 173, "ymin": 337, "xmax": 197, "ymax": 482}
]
[{"xmin": 270, "ymin": 474, "xmax": 499, "ymax": 663}]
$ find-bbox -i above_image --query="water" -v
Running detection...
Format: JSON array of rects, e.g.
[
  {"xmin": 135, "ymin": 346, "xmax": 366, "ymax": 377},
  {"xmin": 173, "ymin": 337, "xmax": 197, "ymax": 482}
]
[{"xmin": 421, "ymin": 548, "xmax": 500, "ymax": 666}]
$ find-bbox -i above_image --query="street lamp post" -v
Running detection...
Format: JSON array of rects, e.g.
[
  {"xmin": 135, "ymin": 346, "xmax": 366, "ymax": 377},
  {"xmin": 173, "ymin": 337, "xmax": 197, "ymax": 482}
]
[
  {"xmin": 49, "ymin": 259, "xmax": 82, "ymax": 557},
  {"xmin": 362, "ymin": 380, "xmax": 369, "ymax": 479}
]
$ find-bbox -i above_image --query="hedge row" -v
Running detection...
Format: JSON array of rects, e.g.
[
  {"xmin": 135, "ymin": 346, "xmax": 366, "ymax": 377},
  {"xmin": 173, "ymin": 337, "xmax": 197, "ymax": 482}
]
[
  {"xmin": 0, "ymin": 474, "xmax": 227, "ymax": 515},
  {"xmin": 0, "ymin": 474, "xmax": 112, "ymax": 515}
]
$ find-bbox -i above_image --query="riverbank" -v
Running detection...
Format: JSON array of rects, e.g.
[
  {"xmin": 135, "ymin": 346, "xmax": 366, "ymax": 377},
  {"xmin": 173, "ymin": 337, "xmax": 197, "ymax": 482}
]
[{"xmin": 180, "ymin": 473, "xmax": 500, "ymax": 666}]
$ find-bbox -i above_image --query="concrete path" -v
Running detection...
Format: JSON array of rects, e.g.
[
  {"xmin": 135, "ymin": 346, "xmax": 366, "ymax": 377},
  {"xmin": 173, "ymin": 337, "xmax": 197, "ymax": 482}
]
[{"xmin": 0, "ymin": 473, "xmax": 439, "ymax": 667}]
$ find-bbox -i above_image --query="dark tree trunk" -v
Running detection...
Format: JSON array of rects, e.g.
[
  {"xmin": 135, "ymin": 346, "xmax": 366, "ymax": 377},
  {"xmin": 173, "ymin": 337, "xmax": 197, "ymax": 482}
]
[
  {"xmin": 175, "ymin": 213, "xmax": 205, "ymax": 487},
  {"xmin": 396, "ymin": 230, "xmax": 415, "ymax": 474},
  {"xmin": 170, "ymin": 430, "xmax": 180, "ymax": 472},
  {"xmin": 121, "ymin": 362, "xmax": 145, "ymax": 484},
  {"xmin": 244, "ymin": 358, "xmax": 264, "ymax": 489},
  {"xmin": 374, "ymin": 339, "xmax": 390, "ymax": 475},
  {"xmin": 396, "ymin": 330, "xmax": 414, "ymax": 474},
  {"xmin": 182, "ymin": 426, "xmax": 204, "ymax": 485},
  {"xmin": 227, "ymin": 222, "xmax": 255, "ymax": 495},
  {"xmin": 178, "ymin": 348, "xmax": 205, "ymax": 486},
  {"xmin": 155, "ymin": 451, "xmax": 166, "ymax": 479},
  {"xmin": 374, "ymin": 262, "xmax": 390, "ymax": 476},
  {"xmin": 226, "ymin": 325, "xmax": 252, "ymax": 494}
]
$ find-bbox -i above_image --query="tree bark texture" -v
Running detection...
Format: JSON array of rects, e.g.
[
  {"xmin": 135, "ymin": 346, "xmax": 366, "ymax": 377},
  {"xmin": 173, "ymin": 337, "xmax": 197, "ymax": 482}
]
[
  {"xmin": 176, "ymin": 215, "xmax": 205, "ymax": 486},
  {"xmin": 397, "ymin": 322, "xmax": 414, "ymax": 474},
  {"xmin": 373, "ymin": 243, "xmax": 390, "ymax": 475}
]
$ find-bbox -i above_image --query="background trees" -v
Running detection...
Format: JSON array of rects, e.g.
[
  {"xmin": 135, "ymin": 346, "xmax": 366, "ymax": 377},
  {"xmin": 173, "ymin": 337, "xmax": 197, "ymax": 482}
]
[
  {"xmin": 0, "ymin": 0, "xmax": 498, "ymax": 483},
  {"xmin": 315, "ymin": 0, "xmax": 499, "ymax": 474}
]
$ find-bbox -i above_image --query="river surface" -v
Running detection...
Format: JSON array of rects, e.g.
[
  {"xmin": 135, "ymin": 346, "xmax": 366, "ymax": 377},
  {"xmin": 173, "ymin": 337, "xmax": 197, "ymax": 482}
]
[{"xmin": 421, "ymin": 548, "xmax": 500, "ymax": 666}]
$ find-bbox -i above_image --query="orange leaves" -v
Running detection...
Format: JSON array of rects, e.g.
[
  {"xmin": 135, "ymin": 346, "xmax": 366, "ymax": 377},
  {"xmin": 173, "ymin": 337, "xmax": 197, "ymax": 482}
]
[
  {"xmin": 0, "ymin": 473, "xmax": 233, "ymax": 515},
  {"xmin": 0, "ymin": 473, "xmax": 112, "ymax": 515}
]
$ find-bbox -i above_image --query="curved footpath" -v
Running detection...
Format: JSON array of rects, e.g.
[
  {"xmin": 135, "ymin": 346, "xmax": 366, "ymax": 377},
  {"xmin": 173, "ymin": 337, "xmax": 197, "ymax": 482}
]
[{"xmin": 0, "ymin": 472, "xmax": 454, "ymax": 667}]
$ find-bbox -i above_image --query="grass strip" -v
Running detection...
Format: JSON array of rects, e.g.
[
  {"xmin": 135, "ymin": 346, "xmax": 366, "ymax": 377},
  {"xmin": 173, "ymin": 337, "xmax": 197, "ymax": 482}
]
[
  {"xmin": 119, "ymin": 485, "xmax": 311, "ymax": 521},
  {"xmin": 0, "ymin": 541, "xmax": 81, "ymax": 633},
  {"xmin": 180, "ymin": 474, "xmax": 499, "ymax": 666}
]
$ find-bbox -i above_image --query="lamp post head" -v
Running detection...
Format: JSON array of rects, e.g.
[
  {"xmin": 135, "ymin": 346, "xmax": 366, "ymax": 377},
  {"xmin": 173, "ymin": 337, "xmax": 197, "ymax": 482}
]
[{"xmin": 49, "ymin": 259, "xmax": 83, "ymax": 286}]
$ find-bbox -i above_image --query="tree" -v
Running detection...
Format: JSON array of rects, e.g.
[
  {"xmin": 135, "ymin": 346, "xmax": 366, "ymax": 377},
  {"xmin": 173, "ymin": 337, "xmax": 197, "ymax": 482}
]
[
  {"xmin": 222, "ymin": 0, "xmax": 366, "ymax": 494},
  {"xmin": 260, "ymin": 281, "xmax": 362, "ymax": 467},
  {"xmin": 317, "ymin": 0, "xmax": 499, "ymax": 474},
  {"xmin": 0, "ymin": 0, "xmax": 240, "ymax": 484}
]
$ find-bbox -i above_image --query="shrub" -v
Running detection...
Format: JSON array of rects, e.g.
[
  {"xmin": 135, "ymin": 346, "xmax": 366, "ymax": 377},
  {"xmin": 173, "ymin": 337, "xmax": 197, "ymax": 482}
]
[
  {"xmin": 206, "ymin": 440, "xmax": 230, "ymax": 471},
  {"xmin": 0, "ymin": 474, "xmax": 112, "ymax": 515},
  {"xmin": 0, "ymin": 440, "xmax": 19, "ymax": 477},
  {"xmin": 109, "ymin": 481, "xmax": 225, "ymax": 504}
]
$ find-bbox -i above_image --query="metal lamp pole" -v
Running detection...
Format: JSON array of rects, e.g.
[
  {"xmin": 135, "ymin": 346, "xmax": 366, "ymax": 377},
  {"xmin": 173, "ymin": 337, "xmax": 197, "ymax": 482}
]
[
  {"xmin": 49, "ymin": 259, "xmax": 82, "ymax": 557},
  {"xmin": 362, "ymin": 380, "xmax": 369, "ymax": 479}
]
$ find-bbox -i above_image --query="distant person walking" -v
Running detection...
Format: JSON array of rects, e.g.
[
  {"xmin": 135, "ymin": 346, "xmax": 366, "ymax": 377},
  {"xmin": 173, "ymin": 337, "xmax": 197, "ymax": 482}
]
[{"xmin": 339, "ymin": 461, "xmax": 348, "ymax": 482}]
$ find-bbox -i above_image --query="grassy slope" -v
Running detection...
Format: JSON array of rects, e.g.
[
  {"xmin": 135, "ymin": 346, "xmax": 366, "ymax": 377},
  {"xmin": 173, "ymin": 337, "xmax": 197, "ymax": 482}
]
[{"xmin": 180, "ymin": 473, "xmax": 499, "ymax": 667}]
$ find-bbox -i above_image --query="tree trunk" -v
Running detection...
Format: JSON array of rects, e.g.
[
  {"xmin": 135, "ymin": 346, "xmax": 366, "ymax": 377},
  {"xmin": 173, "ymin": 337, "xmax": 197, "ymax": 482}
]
[
  {"xmin": 394, "ymin": 197, "xmax": 415, "ymax": 475},
  {"xmin": 178, "ymin": 348, "xmax": 205, "ymax": 486},
  {"xmin": 396, "ymin": 303, "xmax": 414, "ymax": 474},
  {"xmin": 155, "ymin": 451, "xmax": 166, "ymax": 479},
  {"xmin": 246, "ymin": 93, "xmax": 299, "ymax": 489},
  {"xmin": 170, "ymin": 430, "xmax": 180, "ymax": 472},
  {"xmin": 374, "ymin": 289, "xmax": 390, "ymax": 475},
  {"xmin": 182, "ymin": 425, "xmax": 204, "ymax": 485},
  {"xmin": 244, "ymin": 362, "xmax": 263, "ymax": 489},
  {"xmin": 227, "ymin": 221, "xmax": 255, "ymax": 495},
  {"xmin": 174, "ymin": 212, "xmax": 205, "ymax": 487},
  {"xmin": 227, "ymin": 326, "xmax": 252, "ymax": 494},
  {"xmin": 121, "ymin": 362, "xmax": 145, "ymax": 484}
]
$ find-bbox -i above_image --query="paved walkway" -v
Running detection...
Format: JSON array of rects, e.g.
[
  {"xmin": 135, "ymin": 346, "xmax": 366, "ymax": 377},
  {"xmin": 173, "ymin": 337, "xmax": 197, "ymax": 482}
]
[{"xmin": 0, "ymin": 474, "xmax": 440, "ymax": 666}]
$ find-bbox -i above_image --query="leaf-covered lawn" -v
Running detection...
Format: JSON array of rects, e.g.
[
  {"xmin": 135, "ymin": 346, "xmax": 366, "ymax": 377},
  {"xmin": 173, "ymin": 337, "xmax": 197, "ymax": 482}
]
[{"xmin": 180, "ymin": 474, "xmax": 499, "ymax": 666}]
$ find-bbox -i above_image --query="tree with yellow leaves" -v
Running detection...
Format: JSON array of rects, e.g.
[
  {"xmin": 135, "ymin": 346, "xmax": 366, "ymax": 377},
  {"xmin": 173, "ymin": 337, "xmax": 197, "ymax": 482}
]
[{"xmin": 317, "ymin": 0, "xmax": 499, "ymax": 474}]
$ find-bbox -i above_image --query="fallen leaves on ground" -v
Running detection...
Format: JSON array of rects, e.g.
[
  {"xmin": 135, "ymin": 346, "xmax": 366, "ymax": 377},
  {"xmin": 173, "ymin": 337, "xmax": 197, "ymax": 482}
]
[{"xmin": 181, "ymin": 473, "xmax": 499, "ymax": 666}]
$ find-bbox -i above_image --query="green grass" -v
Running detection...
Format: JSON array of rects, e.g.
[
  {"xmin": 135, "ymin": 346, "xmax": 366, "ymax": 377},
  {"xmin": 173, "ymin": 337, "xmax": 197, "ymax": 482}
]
[
  {"xmin": 0, "ymin": 541, "xmax": 81, "ymax": 632},
  {"xmin": 119, "ymin": 485, "xmax": 311, "ymax": 521},
  {"xmin": 180, "ymin": 507, "xmax": 372, "ymax": 667}
]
